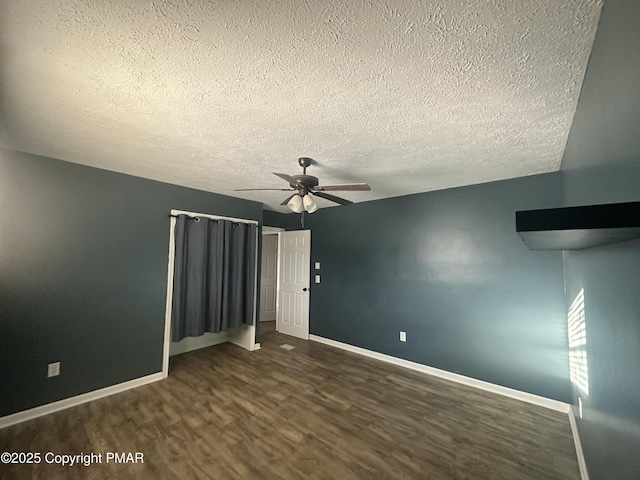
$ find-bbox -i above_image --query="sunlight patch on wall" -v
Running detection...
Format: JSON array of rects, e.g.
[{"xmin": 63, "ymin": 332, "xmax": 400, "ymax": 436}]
[{"xmin": 568, "ymin": 288, "xmax": 589, "ymax": 395}]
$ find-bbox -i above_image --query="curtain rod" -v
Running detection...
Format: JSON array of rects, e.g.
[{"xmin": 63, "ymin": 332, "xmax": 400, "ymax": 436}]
[
  {"xmin": 170, "ymin": 209, "xmax": 259, "ymax": 225},
  {"xmin": 169, "ymin": 214, "xmax": 208, "ymax": 222},
  {"xmin": 168, "ymin": 214, "xmax": 257, "ymax": 226}
]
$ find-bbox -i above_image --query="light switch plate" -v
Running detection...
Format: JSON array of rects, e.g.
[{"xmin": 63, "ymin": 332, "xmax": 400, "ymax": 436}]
[
  {"xmin": 48, "ymin": 362, "xmax": 60, "ymax": 377},
  {"xmin": 314, "ymin": 262, "xmax": 320, "ymax": 270},
  {"xmin": 315, "ymin": 275, "xmax": 321, "ymax": 283}
]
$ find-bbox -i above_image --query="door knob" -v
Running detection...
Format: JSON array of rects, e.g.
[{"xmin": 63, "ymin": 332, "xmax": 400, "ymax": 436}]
[{"xmin": 303, "ymin": 287, "xmax": 308, "ymax": 292}]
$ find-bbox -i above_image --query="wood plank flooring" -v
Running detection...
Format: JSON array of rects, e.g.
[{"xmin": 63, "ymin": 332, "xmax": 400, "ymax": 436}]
[{"xmin": 0, "ymin": 322, "xmax": 580, "ymax": 479}]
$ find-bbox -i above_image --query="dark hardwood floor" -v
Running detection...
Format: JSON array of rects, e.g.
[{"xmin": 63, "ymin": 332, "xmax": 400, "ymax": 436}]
[{"xmin": 1, "ymin": 322, "xmax": 580, "ymax": 479}]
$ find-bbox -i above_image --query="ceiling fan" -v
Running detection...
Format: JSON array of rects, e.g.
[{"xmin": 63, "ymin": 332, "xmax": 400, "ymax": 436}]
[{"xmin": 235, "ymin": 157, "xmax": 371, "ymax": 214}]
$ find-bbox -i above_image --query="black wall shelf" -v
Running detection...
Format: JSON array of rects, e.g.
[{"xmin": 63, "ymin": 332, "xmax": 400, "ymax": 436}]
[{"xmin": 516, "ymin": 201, "xmax": 640, "ymax": 250}]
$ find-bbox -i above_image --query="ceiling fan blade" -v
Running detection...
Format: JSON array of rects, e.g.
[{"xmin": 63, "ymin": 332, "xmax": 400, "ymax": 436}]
[
  {"xmin": 272, "ymin": 172, "xmax": 298, "ymax": 186},
  {"xmin": 312, "ymin": 191, "xmax": 353, "ymax": 206},
  {"xmin": 234, "ymin": 188, "xmax": 294, "ymax": 191},
  {"xmin": 314, "ymin": 183, "xmax": 371, "ymax": 191},
  {"xmin": 280, "ymin": 194, "xmax": 297, "ymax": 206}
]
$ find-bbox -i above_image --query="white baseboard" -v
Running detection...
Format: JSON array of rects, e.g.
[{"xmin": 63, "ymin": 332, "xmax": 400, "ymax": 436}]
[
  {"xmin": 309, "ymin": 334, "xmax": 570, "ymax": 413},
  {"xmin": 169, "ymin": 332, "xmax": 229, "ymax": 356},
  {"xmin": 568, "ymin": 407, "xmax": 590, "ymax": 480},
  {"xmin": 0, "ymin": 372, "xmax": 163, "ymax": 430}
]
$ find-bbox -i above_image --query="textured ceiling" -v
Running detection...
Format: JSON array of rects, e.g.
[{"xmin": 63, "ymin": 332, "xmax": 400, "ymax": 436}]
[{"xmin": 0, "ymin": 0, "xmax": 602, "ymax": 212}]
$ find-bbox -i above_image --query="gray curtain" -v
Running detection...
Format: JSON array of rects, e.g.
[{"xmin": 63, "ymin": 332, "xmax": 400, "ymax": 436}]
[{"xmin": 171, "ymin": 215, "xmax": 257, "ymax": 341}]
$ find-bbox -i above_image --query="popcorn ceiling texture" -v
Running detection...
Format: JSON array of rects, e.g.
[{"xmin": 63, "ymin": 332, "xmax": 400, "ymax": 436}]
[{"xmin": 0, "ymin": 0, "xmax": 602, "ymax": 212}]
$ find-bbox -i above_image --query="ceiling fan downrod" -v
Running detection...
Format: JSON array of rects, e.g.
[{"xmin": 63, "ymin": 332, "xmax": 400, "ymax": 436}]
[{"xmin": 298, "ymin": 157, "xmax": 312, "ymax": 175}]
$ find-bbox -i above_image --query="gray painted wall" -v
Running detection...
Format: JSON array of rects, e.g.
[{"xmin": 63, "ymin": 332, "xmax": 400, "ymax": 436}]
[
  {"xmin": 560, "ymin": 0, "xmax": 640, "ymax": 478},
  {"xmin": 0, "ymin": 148, "xmax": 263, "ymax": 417},
  {"xmin": 563, "ymin": 240, "xmax": 640, "ymax": 480},
  {"xmin": 300, "ymin": 173, "xmax": 570, "ymax": 402}
]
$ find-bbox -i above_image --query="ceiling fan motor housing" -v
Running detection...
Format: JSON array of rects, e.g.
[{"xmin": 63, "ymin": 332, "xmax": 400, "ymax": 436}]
[{"xmin": 291, "ymin": 175, "xmax": 319, "ymax": 190}]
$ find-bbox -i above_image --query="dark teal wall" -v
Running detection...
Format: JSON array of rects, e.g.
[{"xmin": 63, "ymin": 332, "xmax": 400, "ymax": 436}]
[
  {"xmin": 560, "ymin": 0, "xmax": 640, "ymax": 478},
  {"xmin": 0, "ymin": 148, "xmax": 263, "ymax": 417},
  {"xmin": 303, "ymin": 173, "xmax": 570, "ymax": 402},
  {"xmin": 263, "ymin": 210, "xmax": 300, "ymax": 231}
]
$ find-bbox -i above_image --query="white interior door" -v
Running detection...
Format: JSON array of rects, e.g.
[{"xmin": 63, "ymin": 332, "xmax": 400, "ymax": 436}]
[
  {"xmin": 260, "ymin": 234, "xmax": 278, "ymax": 322},
  {"xmin": 278, "ymin": 230, "xmax": 311, "ymax": 340}
]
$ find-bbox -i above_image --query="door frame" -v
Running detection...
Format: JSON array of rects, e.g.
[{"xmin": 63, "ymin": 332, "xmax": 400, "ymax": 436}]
[
  {"xmin": 260, "ymin": 225, "xmax": 286, "ymax": 332},
  {"xmin": 261, "ymin": 227, "xmax": 284, "ymax": 329},
  {"xmin": 162, "ymin": 209, "xmax": 260, "ymax": 378}
]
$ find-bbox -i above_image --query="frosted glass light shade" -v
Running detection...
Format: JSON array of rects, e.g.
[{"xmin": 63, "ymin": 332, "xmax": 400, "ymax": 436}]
[
  {"xmin": 287, "ymin": 194, "xmax": 304, "ymax": 213},
  {"xmin": 303, "ymin": 194, "xmax": 318, "ymax": 213}
]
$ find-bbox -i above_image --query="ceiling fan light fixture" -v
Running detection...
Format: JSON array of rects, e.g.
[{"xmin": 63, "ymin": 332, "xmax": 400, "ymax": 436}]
[
  {"xmin": 303, "ymin": 194, "xmax": 318, "ymax": 213},
  {"xmin": 287, "ymin": 194, "xmax": 304, "ymax": 213},
  {"xmin": 236, "ymin": 158, "xmax": 370, "ymax": 211}
]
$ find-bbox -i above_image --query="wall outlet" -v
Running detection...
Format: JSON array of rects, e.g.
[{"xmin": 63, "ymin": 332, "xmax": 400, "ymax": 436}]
[
  {"xmin": 400, "ymin": 331, "xmax": 406, "ymax": 342},
  {"xmin": 48, "ymin": 362, "xmax": 60, "ymax": 378}
]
